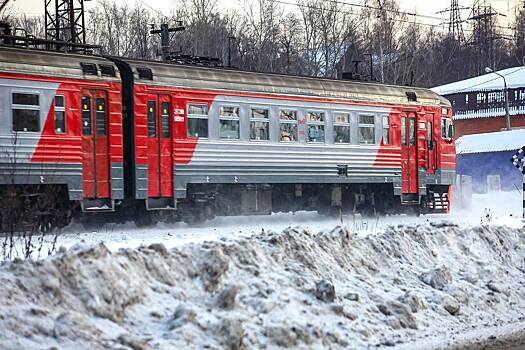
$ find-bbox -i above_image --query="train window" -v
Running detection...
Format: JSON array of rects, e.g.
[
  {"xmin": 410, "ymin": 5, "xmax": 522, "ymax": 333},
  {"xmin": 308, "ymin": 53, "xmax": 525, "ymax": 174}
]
[
  {"xmin": 54, "ymin": 95, "xmax": 66, "ymax": 133},
  {"xmin": 441, "ymin": 118, "xmax": 454, "ymax": 139},
  {"xmin": 219, "ymin": 106, "xmax": 240, "ymax": 140},
  {"xmin": 187, "ymin": 103, "xmax": 208, "ymax": 138},
  {"xmin": 250, "ymin": 108, "xmax": 269, "ymax": 141},
  {"xmin": 307, "ymin": 112, "xmax": 325, "ymax": 143},
  {"xmin": 401, "ymin": 117, "xmax": 407, "ymax": 146},
  {"xmin": 409, "ymin": 118, "xmax": 415, "ymax": 146},
  {"xmin": 95, "ymin": 98, "xmax": 107, "ymax": 135},
  {"xmin": 427, "ymin": 121, "xmax": 433, "ymax": 150},
  {"xmin": 382, "ymin": 116, "xmax": 390, "ymax": 145},
  {"xmin": 161, "ymin": 102, "xmax": 170, "ymax": 138},
  {"xmin": 279, "ymin": 109, "xmax": 297, "ymax": 142},
  {"xmin": 81, "ymin": 96, "xmax": 91, "ymax": 135},
  {"xmin": 358, "ymin": 115, "xmax": 375, "ymax": 144},
  {"xmin": 333, "ymin": 112, "xmax": 350, "ymax": 144},
  {"xmin": 12, "ymin": 93, "xmax": 40, "ymax": 132},
  {"xmin": 148, "ymin": 101, "xmax": 156, "ymax": 138}
]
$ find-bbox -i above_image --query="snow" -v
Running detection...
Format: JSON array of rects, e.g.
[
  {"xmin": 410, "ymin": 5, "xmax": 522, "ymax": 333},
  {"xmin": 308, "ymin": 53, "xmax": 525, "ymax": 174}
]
[
  {"xmin": 431, "ymin": 66, "xmax": 525, "ymax": 95},
  {"xmin": 0, "ymin": 193, "xmax": 523, "ymax": 349},
  {"xmin": 455, "ymin": 129, "xmax": 525, "ymax": 155},
  {"xmin": 1, "ymin": 216, "xmax": 525, "ymax": 349},
  {"xmin": 2, "ymin": 191, "xmax": 523, "ymax": 261},
  {"xmin": 453, "ymin": 105, "xmax": 525, "ymax": 120}
]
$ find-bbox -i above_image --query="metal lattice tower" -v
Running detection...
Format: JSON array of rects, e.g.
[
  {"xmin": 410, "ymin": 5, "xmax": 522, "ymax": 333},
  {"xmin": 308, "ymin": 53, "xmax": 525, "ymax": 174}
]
[
  {"xmin": 450, "ymin": 0, "xmax": 465, "ymax": 42},
  {"xmin": 437, "ymin": 0, "xmax": 469, "ymax": 42},
  {"xmin": 468, "ymin": 0, "xmax": 500, "ymax": 73},
  {"xmin": 45, "ymin": 0, "xmax": 87, "ymax": 51}
]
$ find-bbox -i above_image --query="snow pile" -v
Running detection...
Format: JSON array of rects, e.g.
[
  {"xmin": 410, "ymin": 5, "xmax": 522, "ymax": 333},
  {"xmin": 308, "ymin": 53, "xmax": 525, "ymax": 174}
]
[{"xmin": 1, "ymin": 223, "xmax": 525, "ymax": 349}]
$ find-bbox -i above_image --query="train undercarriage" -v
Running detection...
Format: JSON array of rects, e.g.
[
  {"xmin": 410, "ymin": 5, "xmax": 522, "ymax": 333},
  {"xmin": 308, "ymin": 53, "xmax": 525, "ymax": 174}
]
[{"xmin": 0, "ymin": 183, "xmax": 451, "ymax": 233}]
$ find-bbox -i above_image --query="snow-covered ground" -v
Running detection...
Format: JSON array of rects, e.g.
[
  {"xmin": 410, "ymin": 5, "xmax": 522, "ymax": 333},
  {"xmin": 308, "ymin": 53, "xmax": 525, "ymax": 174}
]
[
  {"xmin": 3, "ymin": 190, "xmax": 520, "ymax": 258},
  {"xmin": 1, "ymin": 220, "xmax": 525, "ymax": 349}
]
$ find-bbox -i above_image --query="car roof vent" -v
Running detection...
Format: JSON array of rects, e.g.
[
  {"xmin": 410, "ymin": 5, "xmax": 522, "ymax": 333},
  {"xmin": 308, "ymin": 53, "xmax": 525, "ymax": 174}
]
[
  {"xmin": 137, "ymin": 67, "xmax": 153, "ymax": 80},
  {"xmin": 80, "ymin": 62, "xmax": 98, "ymax": 75},
  {"xmin": 406, "ymin": 91, "xmax": 417, "ymax": 102},
  {"xmin": 99, "ymin": 64, "xmax": 116, "ymax": 77}
]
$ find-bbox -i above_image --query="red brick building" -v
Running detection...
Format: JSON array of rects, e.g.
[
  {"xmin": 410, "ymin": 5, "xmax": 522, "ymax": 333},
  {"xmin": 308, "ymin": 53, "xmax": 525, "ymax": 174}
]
[{"xmin": 432, "ymin": 67, "xmax": 525, "ymax": 139}]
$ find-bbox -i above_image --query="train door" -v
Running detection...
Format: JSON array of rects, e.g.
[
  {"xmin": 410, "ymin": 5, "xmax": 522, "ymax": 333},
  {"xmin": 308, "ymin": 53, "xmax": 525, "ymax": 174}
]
[
  {"xmin": 400, "ymin": 112, "xmax": 418, "ymax": 194},
  {"xmin": 81, "ymin": 90, "xmax": 110, "ymax": 199},
  {"xmin": 426, "ymin": 114, "xmax": 437, "ymax": 174},
  {"xmin": 147, "ymin": 95, "xmax": 173, "ymax": 199}
]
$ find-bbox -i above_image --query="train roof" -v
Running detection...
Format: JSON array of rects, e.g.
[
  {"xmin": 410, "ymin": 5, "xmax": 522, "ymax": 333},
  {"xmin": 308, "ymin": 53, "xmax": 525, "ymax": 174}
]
[
  {"xmin": 0, "ymin": 46, "xmax": 120, "ymax": 82},
  {"xmin": 0, "ymin": 46, "xmax": 450, "ymax": 108},
  {"xmin": 116, "ymin": 57, "xmax": 451, "ymax": 108}
]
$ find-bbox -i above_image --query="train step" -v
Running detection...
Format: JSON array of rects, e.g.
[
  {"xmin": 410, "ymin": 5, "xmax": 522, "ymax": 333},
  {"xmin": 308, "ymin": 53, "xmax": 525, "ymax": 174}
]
[{"xmin": 81, "ymin": 199, "xmax": 115, "ymax": 212}]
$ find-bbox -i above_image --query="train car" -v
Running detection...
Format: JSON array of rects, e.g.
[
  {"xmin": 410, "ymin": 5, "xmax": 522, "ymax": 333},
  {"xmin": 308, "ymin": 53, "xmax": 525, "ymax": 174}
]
[
  {"xmin": 0, "ymin": 47, "xmax": 123, "ymax": 231},
  {"xmin": 111, "ymin": 57, "xmax": 456, "ymax": 224}
]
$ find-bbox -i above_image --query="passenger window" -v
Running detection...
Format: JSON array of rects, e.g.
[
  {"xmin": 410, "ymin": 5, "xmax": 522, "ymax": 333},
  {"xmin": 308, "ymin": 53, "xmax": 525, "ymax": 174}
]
[
  {"xmin": 279, "ymin": 109, "xmax": 297, "ymax": 142},
  {"xmin": 333, "ymin": 112, "xmax": 350, "ymax": 144},
  {"xmin": 54, "ymin": 95, "xmax": 66, "ymax": 133},
  {"xmin": 12, "ymin": 92, "xmax": 40, "ymax": 132},
  {"xmin": 250, "ymin": 108, "xmax": 269, "ymax": 141},
  {"xmin": 147, "ymin": 101, "xmax": 156, "ymax": 138},
  {"xmin": 382, "ymin": 115, "xmax": 390, "ymax": 145},
  {"xmin": 161, "ymin": 102, "xmax": 170, "ymax": 138},
  {"xmin": 81, "ymin": 96, "xmax": 91, "ymax": 135},
  {"xmin": 358, "ymin": 115, "xmax": 375, "ymax": 144},
  {"xmin": 306, "ymin": 111, "xmax": 325, "ymax": 143},
  {"xmin": 187, "ymin": 103, "xmax": 208, "ymax": 138},
  {"xmin": 219, "ymin": 106, "xmax": 240, "ymax": 140}
]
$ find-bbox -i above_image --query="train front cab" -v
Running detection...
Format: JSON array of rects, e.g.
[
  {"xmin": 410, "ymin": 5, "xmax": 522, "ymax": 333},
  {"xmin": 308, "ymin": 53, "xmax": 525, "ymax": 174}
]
[{"xmin": 395, "ymin": 106, "xmax": 455, "ymax": 213}]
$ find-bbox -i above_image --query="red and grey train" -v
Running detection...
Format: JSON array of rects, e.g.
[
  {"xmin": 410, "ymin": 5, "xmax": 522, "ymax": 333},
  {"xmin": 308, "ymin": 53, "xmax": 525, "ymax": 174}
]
[{"xmin": 0, "ymin": 46, "xmax": 456, "ymax": 230}]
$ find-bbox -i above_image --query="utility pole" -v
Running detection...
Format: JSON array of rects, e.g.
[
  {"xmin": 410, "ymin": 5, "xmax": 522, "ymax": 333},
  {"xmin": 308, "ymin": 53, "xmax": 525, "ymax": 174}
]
[
  {"xmin": 485, "ymin": 67, "xmax": 511, "ymax": 130},
  {"xmin": 150, "ymin": 22, "xmax": 185, "ymax": 62},
  {"xmin": 227, "ymin": 35, "xmax": 236, "ymax": 68},
  {"xmin": 364, "ymin": 53, "xmax": 374, "ymax": 81},
  {"xmin": 352, "ymin": 60, "xmax": 361, "ymax": 74}
]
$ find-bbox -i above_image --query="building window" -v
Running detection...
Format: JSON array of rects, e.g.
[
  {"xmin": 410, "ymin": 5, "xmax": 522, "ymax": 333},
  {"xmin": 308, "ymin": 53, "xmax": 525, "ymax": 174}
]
[
  {"xmin": 250, "ymin": 108, "xmax": 269, "ymax": 141},
  {"xmin": 382, "ymin": 115, "xmax": 390, "ymax": 145},
  {"xmin": 12, "ymin": 92, "xmax": 40, "ymax": 132},
  {"xmin": 333, "ymin": 112, "xmax": 350, "ymax": 144},
  {"xmin": 219, "ymin": 106, "xmax": 240, "ymax": 140},
  {"xmin": 187, "ymin": 103, "xmax": 208, "ymax": 138},
  {"xmin": 358, "ymin": 115, "xmax": 375, "ymax": 144},
  {"xmin": 279, "ymin": 109, "xmax": 297, "ymax": 142},
  {"xmin": 306, "ymin": 111, "xmax": 325, "ymax": 143},
  {"xmin": 54, "ymin": 95, "xmax": 66, "ymax": 133}
]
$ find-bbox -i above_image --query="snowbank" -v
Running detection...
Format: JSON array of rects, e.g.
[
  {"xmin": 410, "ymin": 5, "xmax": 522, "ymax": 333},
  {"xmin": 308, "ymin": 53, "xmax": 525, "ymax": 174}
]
[{"xmin": 1, "ymin": 223, "xmax": 525, "ymax": 349}]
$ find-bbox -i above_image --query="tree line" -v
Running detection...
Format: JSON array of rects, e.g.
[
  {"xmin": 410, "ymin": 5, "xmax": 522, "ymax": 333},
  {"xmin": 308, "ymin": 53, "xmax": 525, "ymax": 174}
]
[{"xmin": 4, "ymin": 0, "xmax": 525, "ymax": 88}]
